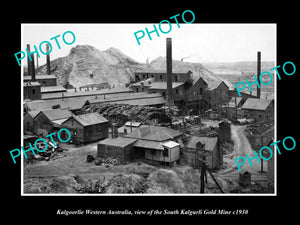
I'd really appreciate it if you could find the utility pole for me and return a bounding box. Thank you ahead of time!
[200,156,206,193]
[234,94,238,121]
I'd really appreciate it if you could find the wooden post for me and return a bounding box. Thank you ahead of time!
[200,158,206,193]
[46,44,50,75]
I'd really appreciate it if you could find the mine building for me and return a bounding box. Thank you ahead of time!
[184,136,223,170]
[24,75,57,87]
[97,125,184,165]
[204,80,229,108]
[61,112,109,144]
[241,98,274,122]
[24,82,41,100]
[134,70,193,83]
[33,109,72,135]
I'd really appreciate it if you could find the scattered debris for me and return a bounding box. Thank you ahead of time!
[86,154,95,163]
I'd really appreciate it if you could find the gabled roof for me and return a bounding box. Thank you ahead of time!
[206,80,228,90]
[186,136,218,151]
[25,110,40,118]
[40,109,72,121]
[241,98,273,111]
[192,76,208,86]
[67,112,108,126]
[125,125,182,142]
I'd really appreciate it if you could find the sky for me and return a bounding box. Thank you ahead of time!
[21,23,276,67]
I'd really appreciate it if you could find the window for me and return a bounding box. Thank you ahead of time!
[200,87,203,95]
[163,147,169,157]
[162,92,166,97]
[141,88,144,92]
[176,89,179,95]
[32,89,36,94]
[175,75,178,82]
[160,75,163,80]
[150,149,156,155]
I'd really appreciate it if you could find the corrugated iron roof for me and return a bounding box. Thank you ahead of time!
[113,97,166,106]
[98,137,137,147]
[186,136,218,151]
[41,87,132,100]
[25,110,40,118]
[148,82,184,90]
[125,125,182,142]
[206,80,228,90]
[162,140,180,148]
[71,112,108,126]
[24,75,57,80]
[41,109,72,121]
[241,98,273,111]
[133,139,164,150]
[87,92,165,106]
[25,100,52,111]
[41,86,67,93]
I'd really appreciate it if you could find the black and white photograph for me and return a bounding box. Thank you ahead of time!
[3,5,298,220]
[21,23,276,195]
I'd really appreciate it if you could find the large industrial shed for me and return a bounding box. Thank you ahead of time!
[61,112,109,144]
[241,98,274,122]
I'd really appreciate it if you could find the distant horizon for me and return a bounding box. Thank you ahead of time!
[22,24,276,68]
[22,43,275,70]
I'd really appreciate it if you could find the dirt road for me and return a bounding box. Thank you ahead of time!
[218,124,267,177]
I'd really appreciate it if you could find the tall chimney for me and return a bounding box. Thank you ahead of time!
[46,44,51,75]
[257,51,261,99]
[26,44,32,76]
[36,52,39,73]
[27,44,36,81]
[166,38,174,107]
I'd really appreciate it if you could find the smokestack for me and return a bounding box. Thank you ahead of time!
[36,52,39,73]
[26,44,32,76]
[27,44,36,81]
[166,38,174,107]
[257,51,261,99]
[46,44,51,75]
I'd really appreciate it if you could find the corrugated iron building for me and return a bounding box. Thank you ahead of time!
[33,109,72,135]
[62,112,109,144]
[184,136,223,170]
[241,98,274,122]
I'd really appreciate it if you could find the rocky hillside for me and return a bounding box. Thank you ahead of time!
[37,45,220,88]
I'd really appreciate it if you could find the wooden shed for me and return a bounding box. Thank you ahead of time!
[62,112,109,144]
[24,110,40,133]
[185,136,223,170]
[97,137,137,164]
[33,109,72,135]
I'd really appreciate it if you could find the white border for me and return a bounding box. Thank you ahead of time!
[21,23,277,196]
